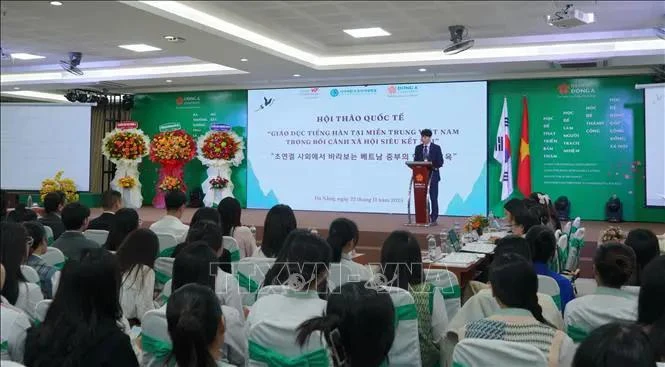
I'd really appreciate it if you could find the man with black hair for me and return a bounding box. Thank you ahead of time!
[38,192,66,240]
[149,190,189,242]
[51,202,100,260]
[88,190,122,231]
[414,129,444,225]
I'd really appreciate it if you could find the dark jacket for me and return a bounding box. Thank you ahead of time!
[38,212,65,240]
[414,143,444,182]
[87,212,115,231]
[51,231,100,261]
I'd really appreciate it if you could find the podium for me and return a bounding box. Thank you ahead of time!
[405,161,432,226]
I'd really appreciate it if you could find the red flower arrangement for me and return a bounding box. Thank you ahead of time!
[209,176,229,189]
[102,130,149,161]
[149,129,196,164]
[158,176,182,192]
[201,132,241,161]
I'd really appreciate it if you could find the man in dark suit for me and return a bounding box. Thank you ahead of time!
[88,190,122,231]
[51,202,100,260]
[38,192,66,240]
[414,129,444,225]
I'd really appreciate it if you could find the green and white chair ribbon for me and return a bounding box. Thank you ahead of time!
[248,340,329,367]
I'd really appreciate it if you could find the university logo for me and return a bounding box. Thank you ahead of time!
[557,83,570,95]
[387,84,419,97]
[330,88,340,97]
[176,96,184,105]
[558,81,596,95]
[415,173,424,182]
[311,88,319,93]
[387,85,397,94]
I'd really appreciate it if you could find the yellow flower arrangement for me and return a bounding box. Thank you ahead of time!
[118,176,137,189]
[40,171,79,203]
[158,176,182,192]
[463,215,489,233]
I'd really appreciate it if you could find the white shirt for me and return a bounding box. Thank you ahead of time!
[0,302,30,363]
[14,282,43,320]
[231,226,257,258]
[120,265,156,322]
[252,247,268,258]
[215,268,244,318]
[149,215,189,243]
[340,253,372,280]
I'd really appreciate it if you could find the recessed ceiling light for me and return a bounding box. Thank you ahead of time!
[13,87,20,90]
[240,58,248,62]
[163,35,185,43]
[343,27,391,38]
[50,1,63,6]
[10,53,46,60]
[1,90,68,102]
[118,44,162,52]
[418,68,427,72]
[165,79,172,83]
[293,74,301,77]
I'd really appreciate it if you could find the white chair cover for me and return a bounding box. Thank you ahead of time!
[154,257,174,285]
[156,279,173,306]
[234,257,275,306]
[154,233,178,254]
[537,275,562,311]
[51,271,60,296]
[425,268,461,320]
[35,300,52,322]
[83,229,109,245]
[452,339,548,367]
[223,236,241,263]
[43,225,54,245]
[383,286,422,367]
[41,247,66,268]
[19,266,39,284]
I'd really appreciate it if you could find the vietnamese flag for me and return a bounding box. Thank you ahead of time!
[518,96,532,197]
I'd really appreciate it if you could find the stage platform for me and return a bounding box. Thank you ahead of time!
[93,207,665,278]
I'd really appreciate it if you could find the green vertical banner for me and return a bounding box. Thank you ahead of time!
[132,91,248,207]
[489,76,664,222]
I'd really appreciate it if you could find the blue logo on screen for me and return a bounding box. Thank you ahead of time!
[330,89,339,97]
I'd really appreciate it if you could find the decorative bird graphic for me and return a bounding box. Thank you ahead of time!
[255,96,275,112]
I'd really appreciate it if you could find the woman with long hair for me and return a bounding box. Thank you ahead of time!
[23,221,58,298]
[638,255,665,362]
[573,323,658,367]
[191,207,221,227]
[326,218,371,286]
[24,249,138,366]
[379,230,448,367]
[104,208,140,252]
[253,204,296,258]
[218,197,256,258]
[0,222,43,319]
[459,253,576,365]
[117,228,159,325]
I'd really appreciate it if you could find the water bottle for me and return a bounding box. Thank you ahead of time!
[488,210,500,229]
[26,195,33,208]
[249,226,257,238]
[440,231,452,254]
[427,235,438,260]
[310,228,319,235]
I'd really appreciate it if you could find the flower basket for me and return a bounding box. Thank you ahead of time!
[40,171,79,203]
[196,130,244,207]
[463,215,489,234]
[150,129,196,208]
[102,126,150,208]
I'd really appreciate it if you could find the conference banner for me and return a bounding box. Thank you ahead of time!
[247,82,487,215]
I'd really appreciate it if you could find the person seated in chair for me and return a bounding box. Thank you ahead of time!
[88,190,122,231]
[149,191,189,243]
[51,202,100,261]
[38,192,65,240]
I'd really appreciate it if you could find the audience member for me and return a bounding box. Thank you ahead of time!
[527,192,562,230]
[380,230,448,367]
[6,204,37,223]
[638,256,665,362]
[625,229,660,286]
[459,253,575,365]
[87,190,122,231]
[510,211,539,236]
[24,249,139,366]
[51,202,99,260]
[149,190,189,242]
[254,204,296,258]
[249,230,331,364]
[598,226,626,245]
[503,198,526,223]
[0,222,43,319]
[573,323,657,367]
[103,208,140,252]
[23,221,58,298]
[327,218,371,284]
[526,225,575,311]
[191,207,222,226]
[297,282,395,367]
[218,197,256,258]
[38,192,65,240]
[564,243,638,342]
[0,263,31,363]
[117,228,159,325]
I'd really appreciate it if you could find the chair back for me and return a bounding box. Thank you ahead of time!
[384,285,422,367]
[154,257,175,286]
[453,339,548,367]
[51,271,61,296]
[155,233,178,254]
[35,299,52,322]
[42,247,66,269]
[235,257,275,306]
[141,309,172,367]
[83,229,109,245]
[20,265,40,284]
[425,268,461,319]
[223,236,241,262]
[537,275,562,310]
[43,225,54,245]
[156,279,173,306]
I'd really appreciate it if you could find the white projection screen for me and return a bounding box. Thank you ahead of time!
[643,84,665,207]
[1,103,92,191]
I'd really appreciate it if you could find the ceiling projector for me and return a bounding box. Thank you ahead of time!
[547,5,595,29]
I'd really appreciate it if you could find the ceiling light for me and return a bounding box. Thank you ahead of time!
[418,68,427,72]
[13,87,20,90]
[50,1,63,5]
[163,35,185,42]
[165,79,172,83]
[10,53,46,60]
[118,44,162,52]
[240,58,248,62]
[293,74,301,77]
[343,27,391,38]
[1,90,68,102]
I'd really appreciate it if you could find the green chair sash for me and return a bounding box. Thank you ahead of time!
[230,249,241,262]
[236,272,260,293]
[54,262,65,270]
[159,247,176,257]
[1,339,8,353]
[567,324,589,343]
[551,294,562,311]
[249,340,329,367]
[155,270,171,286]
[141,333,172,359]
[440,285,461,299]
